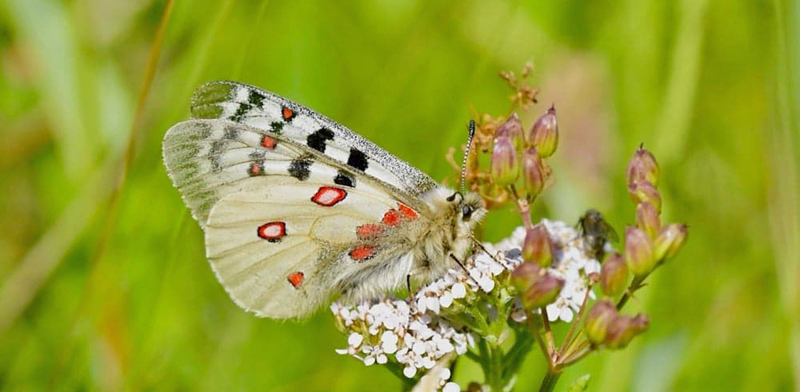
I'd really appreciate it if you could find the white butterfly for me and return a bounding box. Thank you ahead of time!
[163,81,486,319]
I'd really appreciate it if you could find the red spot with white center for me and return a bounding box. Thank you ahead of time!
[287,272,304,288]
[356,224,384,239]
[257,221,286,242]
[281,106,296,122]
[397,203,418,220]
[382,209,401,226]
[311,186,347,206]
[261,135,277,149]
[349,245,376,261]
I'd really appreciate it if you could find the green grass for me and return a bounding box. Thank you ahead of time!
[0,0,797,391]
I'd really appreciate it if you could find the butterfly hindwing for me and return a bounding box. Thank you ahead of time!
[204,184,419,318]
[190,80,439,197]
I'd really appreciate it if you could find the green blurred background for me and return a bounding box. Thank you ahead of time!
[0,0,798,391]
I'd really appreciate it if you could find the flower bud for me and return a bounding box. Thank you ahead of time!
[522,225,553,268]
[627,182,662,212]
[624,227,655,276]
[496,113,524,152]
[626,145,659,187]
[510,262,541,294]
[600,252,628,297]
[520,273,564,310]
[605,314,650,349]
[653,224,688,261]
[490,134,519,186]
[584,299,617,345]
[526,106,558,158]
[635,202,661,238]
[521,148,546,196]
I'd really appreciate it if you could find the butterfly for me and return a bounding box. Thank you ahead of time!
[162,81,486,319]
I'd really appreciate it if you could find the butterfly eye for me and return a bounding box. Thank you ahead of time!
[461,205,474,220]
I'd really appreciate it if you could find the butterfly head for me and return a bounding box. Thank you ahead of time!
[444,190,486,227]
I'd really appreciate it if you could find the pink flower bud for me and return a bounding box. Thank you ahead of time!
[496,113,524,152]
[490,134,519,186]
[510,262,541,294]
[624,227,655,276]
[584,299,617,345]
[521,273,564,310]
[626,145,659,187]
[521,148,546,197]
[627,182,662,212]
[600,252,628,297]
[653,223,688,260]
[635,202,661,238]
[526,106,558,158]
[605,314,650,349]
[522,224,553,267]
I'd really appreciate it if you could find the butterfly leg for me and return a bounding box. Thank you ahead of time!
[406,274,413,300]
[450,254,479,285]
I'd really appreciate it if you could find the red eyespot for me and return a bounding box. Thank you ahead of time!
[311,186,347,206]
[287,272,304,288]
[261,135,277,149]
[356,224,384,239]
[281,106,296,122]
[257,221,286,242]
[382,209,401,226]
[349,246,375,261]
[397,203,418,220]
[248,162,264,176]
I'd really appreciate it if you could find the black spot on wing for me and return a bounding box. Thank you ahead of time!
[270,121,284,134]
[334,170,355,187]
[248,90,265,108]
[229,103,251,122]
[307,128,334,153]
[347,148,369,171]
[288,155,313,181]
[249,149,266,159]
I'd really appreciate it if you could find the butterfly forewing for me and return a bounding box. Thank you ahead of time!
[190,81,438,197]
[163,117,429,318]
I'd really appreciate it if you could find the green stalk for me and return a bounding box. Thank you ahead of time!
[538,369,562,392]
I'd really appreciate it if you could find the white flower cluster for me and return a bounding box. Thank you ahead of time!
[331,219,601,390]
[330,298,473,388]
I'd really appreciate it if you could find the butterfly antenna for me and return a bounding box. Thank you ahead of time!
[460,120,476,193]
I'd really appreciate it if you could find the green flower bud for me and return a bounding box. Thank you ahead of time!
[491,134,519,186]
[521,148,546,197]
[526,106,558,158]
[496,113,524,152]
[626,145,659,187]
[635,202,661,238]
[605,314,650,349]
[600,252,628,297]
[653,223,688,261]
[522,224,553,267]
[584,299,617,345]
[628,182,662,213]
[521,273,564,310]
[624,227,655,276]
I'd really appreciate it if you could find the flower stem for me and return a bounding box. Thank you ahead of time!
[538,369,562,392]
[509,185,534,230]
[540,308,556,355]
